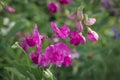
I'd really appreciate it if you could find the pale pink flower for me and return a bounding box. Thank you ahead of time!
[87,29,99,42]
[6,6,16,13]
[84,18,96,26]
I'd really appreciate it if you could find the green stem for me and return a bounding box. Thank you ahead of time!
[15,42,31,71]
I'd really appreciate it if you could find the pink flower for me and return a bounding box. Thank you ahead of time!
[76,21,83,32]
[25,24,42,48]
[87,29,99,42]
[48,2,60,14]
[84,18,96,26]
[50,22,70,39]
[58,0,71,5]
[6,6,16,14]
[44,42,72,67]
[69,31,86,46]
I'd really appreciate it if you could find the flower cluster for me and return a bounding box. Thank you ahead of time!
[48,0,71,14]
[19,24,72,67]
[68,9,99,45]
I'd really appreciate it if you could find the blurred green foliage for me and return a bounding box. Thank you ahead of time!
[0,0,120,80]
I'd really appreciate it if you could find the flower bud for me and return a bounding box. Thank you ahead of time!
[48,2,60,14]
[5,6,15,14]
[87,28,99,42]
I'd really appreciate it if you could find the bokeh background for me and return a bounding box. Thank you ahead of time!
[0,0,120,80]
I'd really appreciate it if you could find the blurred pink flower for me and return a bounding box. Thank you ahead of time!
[84,18,96,26]
[44,42,72,67]
[48,2,60,14]
[58,0,71,5]
[25,24,42,48]
[87,28,99,42]
[51,22,70,39]
[69,31,86,46]
[6,6,16,14]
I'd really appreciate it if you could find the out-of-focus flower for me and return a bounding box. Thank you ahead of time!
[50,22,70,39]
[58,0,71,5]
[101,0,111,9]
[44,42,72,67]
[5,6,16,14]
[1,17,16,36]
[69,31,86,46]
[25,24,42,47]
[112,27,119,39]
[87,28,99,42]
[48,2,60,14]
[84,18,96,26]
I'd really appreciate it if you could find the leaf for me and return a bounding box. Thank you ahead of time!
[4,67,25,78]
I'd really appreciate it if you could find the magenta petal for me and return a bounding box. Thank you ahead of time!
[48,2,60,14]
[76,21,83,32]
[51,22,70,39]
[69,31,86,46]
[64,56,72,67]
[25,34,36,47]
[80,35,86,44]
[59,25,70,39]
[29,52,39,64]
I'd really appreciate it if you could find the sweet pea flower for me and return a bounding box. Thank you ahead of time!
[5,6,16,14]
[58,0,71,5]
[44,42,72,67]
[25,24,42,47]
[87,28,99,42]
[84,18,96,26]
[48,2,60,14]
[69,31,86,46]
[51,22,70,39]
